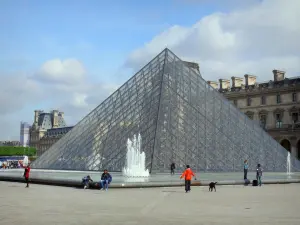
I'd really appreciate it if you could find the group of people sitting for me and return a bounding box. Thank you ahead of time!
[82,169,112,191]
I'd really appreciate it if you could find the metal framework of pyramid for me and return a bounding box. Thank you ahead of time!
[32,48,300,173]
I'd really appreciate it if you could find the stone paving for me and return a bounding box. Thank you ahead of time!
[0,181,300,225]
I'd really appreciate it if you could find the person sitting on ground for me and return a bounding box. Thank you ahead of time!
[82,175,93,189]
[100,169,112,191]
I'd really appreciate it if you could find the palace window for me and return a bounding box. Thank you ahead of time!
[233,100,237,106]
[248,114,254,120]
[292,93,297,102]
[245,111,254,120]
[261,96,266,105]
[275,113,282,128]
[276,94,281,104]
[247,97,251,106]
[292,112,298,123]
[260,115,267,129]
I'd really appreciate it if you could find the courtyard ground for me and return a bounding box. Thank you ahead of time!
[0,181,299,225]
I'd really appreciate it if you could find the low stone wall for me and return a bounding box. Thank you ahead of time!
[1,175,300,189]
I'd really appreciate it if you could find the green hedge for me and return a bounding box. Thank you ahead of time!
[0,146,36,156]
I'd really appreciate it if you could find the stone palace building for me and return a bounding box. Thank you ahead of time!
[208,69,300,159]
[30,110,73,156]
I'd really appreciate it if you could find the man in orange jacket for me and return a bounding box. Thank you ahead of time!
[180,165,196,193]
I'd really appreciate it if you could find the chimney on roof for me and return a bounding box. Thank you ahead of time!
[207,81,219,89]
[219,79,230,89]
[52,110,59,128]
[59,111,64,118]
[273,69,285,82]
[34,110,41,127]
[231,77,244,88]
[244,74,256,86]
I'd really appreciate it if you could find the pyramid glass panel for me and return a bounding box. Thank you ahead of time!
[32,49,300,172]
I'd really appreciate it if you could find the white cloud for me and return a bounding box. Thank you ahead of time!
[34,59,86,84]
[70,93,89,108]
[0,58,118,139]
[125,0,300,82]
[0,72,43,115]
[177,0,260,10]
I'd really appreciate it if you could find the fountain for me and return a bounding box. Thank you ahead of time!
[122,133,150,177]
[287,152,292,176]
[23,156,29,166]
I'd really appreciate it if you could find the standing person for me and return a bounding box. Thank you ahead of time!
[23,164,31,188]
[244,160,249,180]
[256,164,263,187]
[180,165,196,193]
[100,169,112,191]
[170,162,175,175]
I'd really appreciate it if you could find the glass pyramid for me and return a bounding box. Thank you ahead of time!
[32,49,300,172]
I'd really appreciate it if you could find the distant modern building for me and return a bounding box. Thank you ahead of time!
[29,110,73,156]
[208,69,300,159]
[20,122,31,147]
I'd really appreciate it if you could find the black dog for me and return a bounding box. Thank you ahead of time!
[209,182,217,192]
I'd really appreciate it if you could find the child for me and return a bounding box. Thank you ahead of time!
[256,164,263,186]
[82,175,93,189]
[180,165,196,193]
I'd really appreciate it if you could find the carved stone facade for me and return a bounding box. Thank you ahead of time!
[208,69,300,159]
[30,110,73,156]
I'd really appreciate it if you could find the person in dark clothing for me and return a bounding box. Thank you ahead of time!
[170,162,175,175]
[256,164,263,186]
[180,165,196,193]
[23,164,30,188]
[100,169,112,191]
[82,175,93,189]
[244,160,248,180]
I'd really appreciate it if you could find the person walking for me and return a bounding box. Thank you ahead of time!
[23,164,31,188]
[256,164,263,186]
[180,165,196,193]
[244,160,249,180]
[170,162,175,175]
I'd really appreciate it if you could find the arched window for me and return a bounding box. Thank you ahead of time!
[280,139,291,152]
[245,111,254,120]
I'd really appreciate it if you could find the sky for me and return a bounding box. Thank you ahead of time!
[0,0,299,140]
